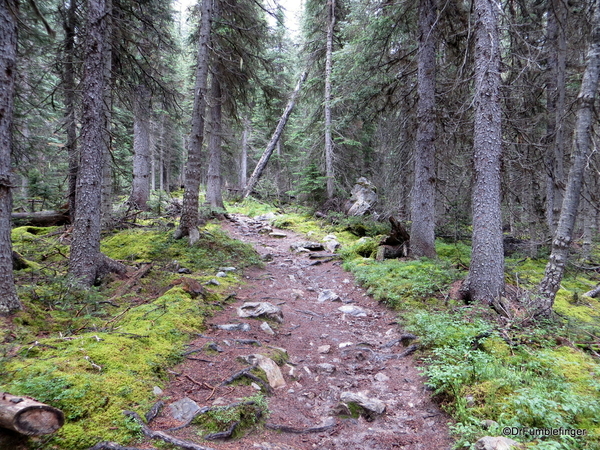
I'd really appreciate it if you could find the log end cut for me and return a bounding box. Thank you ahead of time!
[0,393,64,436]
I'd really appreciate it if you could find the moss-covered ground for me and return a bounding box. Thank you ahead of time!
[232,200,600,450]
[1,219,261,449]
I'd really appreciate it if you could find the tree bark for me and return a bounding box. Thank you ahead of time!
[128,84,152,210]
[12,211,70,227]
[0,393,64,436]
[0,0,21,314]
[69,0,126,287]
[324,0,335,199]
[176,0,212,244]
[100,0,114,230]
[239,114,251,189]
[466,0,505,309]
[206,70,224,210]
[410,0,438,259]
[537,0,600,316]
[243,71,307,199]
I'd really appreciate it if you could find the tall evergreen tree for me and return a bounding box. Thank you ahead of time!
[0,0,21,313]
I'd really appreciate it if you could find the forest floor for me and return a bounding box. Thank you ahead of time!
[144,214,454,450]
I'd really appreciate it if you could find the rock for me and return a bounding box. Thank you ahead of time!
[260,321,275,335]
[474,436,523,450]
[255,212,277,221]
[219,266,236,272]
[481,420,499,429]
[169,397,201,421]
[316,363,336,374]
[207,279,220,286]
[153,386,163,395]
[338,305,368,317]
[318,289,340,302]
[216,323,251,332]
[216,271,227,277]
[323,234,337,242]
[374,372,390,382]
[318,345,331,354]
[237,302,284,323]
[253,443,300,450]
[177,267,192,274]
[339,342,353,348]
[339,392,386,417]
[325,240,340,253]
[269,232,287,238]
[290,241,325,252]
[347,177,378,216]
[246,354,286,389]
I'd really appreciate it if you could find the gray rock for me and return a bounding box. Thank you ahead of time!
[290,241,325,252]
[316,363,336,374]
[254,212,277,221]
[340,391,386,416]
[177,267,192,274]
[237,302,284,323]
[325,240,341,252]
[216,271,227,277]
[219,266,236,272]
[338,305,368,317]
[347,177,378,216]
[260,321,275,335]
[323,234,338,242]
[318,289,340,302]
[481,419,499,429]
[207,279,220,286]
[169,397,201,421]
[245,354,286,389]
[253,443,300,450]
[216,323,251,332]
[269,232,288,238]
[153,386,163,395]
[474,437,523,450]
[318,344,331,354]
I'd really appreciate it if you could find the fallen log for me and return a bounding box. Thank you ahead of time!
[0,392,64,436]
[11,210,70,227]
[584,284,600,298]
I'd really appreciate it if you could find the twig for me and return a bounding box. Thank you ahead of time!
[123,411,217,450]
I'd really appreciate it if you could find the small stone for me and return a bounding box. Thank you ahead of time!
[338,305,367,317]
[237,302,284,323]
[254,212,277,221]
[207,279,220,286]
[246,354,286,389]
[169,397,201,421]
[318,289,340,302]
[261,321,275,335]
[216,323,251,332]
[339,392,386,416]
[216,271,227,277]
[290,241,324,252]
[374,372,390,382]
[481,420,499,429]
[318,345,331,354]
[316,363,336,374]
[339,342,353,348]
[153,386,163,395]
[219,266,236,272]
[178,267,192,274]
[251,382,262,391]
[325,240,340,252]
[269,232,288,238]
[323,234,337,242]
[474,436,523,450]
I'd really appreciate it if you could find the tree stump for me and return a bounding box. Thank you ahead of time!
[376,217,410,261]
[0,393,64,436]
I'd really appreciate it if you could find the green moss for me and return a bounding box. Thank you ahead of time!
[481,336,512,359]
[554,290,600,323]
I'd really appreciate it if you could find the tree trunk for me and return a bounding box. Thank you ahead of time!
[243,71,307,199]
[128,84,152,210]
[536,0,600,316]
[466,0,505,309]
[12,211,70,227]
[324,0,335,199]
[239,114,251,189]
[100,0,114,230]
[410,0,438,259]
[0,0,21,313]
[0,393,64,436]
[206,71,224,210]
[62,0,79,223]
[69,0,126,287]
[544,0,568,235]
[176,0,212,244]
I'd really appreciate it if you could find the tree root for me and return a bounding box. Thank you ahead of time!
[123,411,216,450]
[220,366,273,394]
[167,401,257,432]
[145,400,164,424]
[265,419,337,434]
[203,421,239,440]
[88,442,156,450]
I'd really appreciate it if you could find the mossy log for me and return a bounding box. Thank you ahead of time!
[0,392,64,436]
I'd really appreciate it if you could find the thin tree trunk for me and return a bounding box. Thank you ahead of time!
[537,0,600,316]
[128,84,152,210]
[69,0,126,287]
[243,71,307,199]
[465,0,505,310]
[206,72,224,210]
[410,0,438,259]
[0,0,21,313]
[100,0,114,230]
[239,115,251,189]
[324,0,335,199]
[176,0,212,244]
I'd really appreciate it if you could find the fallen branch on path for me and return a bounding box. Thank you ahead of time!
[123,411,216,450]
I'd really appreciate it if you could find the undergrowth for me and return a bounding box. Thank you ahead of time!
[1,221,261,449]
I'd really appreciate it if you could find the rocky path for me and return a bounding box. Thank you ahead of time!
[148,214,453,450]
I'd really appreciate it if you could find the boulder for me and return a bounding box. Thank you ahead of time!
[169,397,201,422]
[237,302,284,323]
[347,177,378,216]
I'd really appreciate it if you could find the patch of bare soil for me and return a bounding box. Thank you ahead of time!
[145,214,453,450]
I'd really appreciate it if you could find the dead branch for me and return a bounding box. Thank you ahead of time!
[108,263,153,302]
[144,401,164,424]
[123,411,216,450]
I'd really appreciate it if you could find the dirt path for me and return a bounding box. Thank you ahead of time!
[149,214,453,450]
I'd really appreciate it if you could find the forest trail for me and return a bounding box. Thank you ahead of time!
[148,214,453,450]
